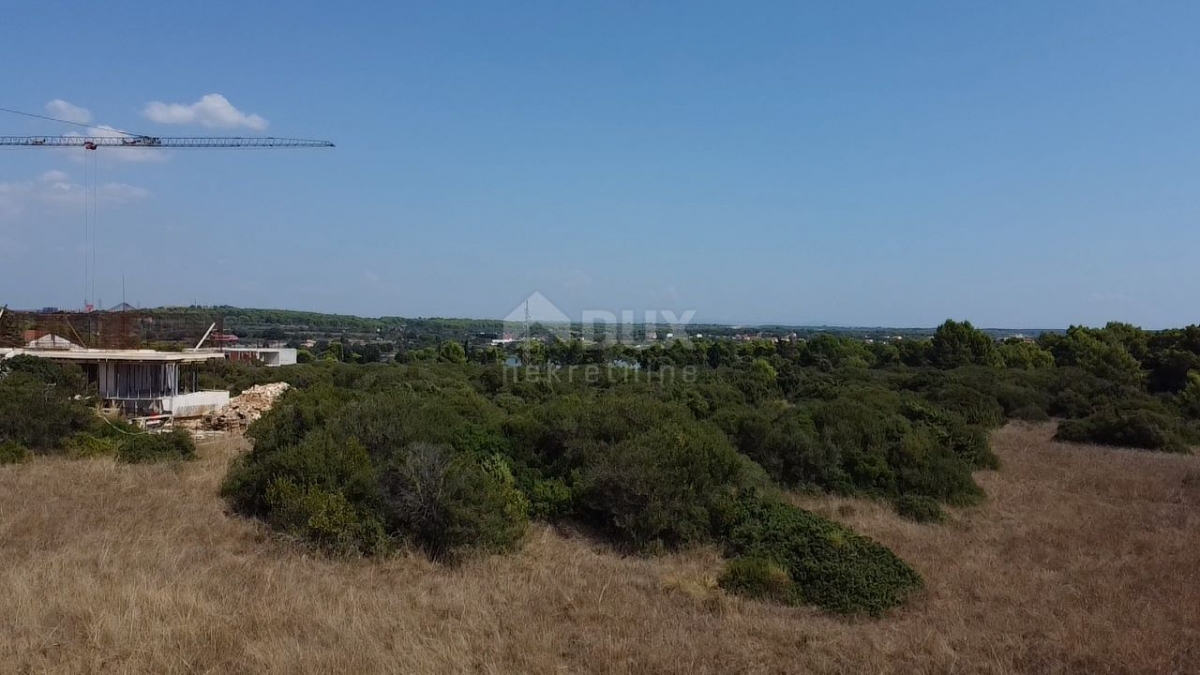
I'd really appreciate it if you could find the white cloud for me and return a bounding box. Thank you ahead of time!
[45,99,92,124]
[142,94,268,130]
[32,99,166,163]
[0,170,149,220]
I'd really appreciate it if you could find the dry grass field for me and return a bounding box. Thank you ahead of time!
[1,423,1198,674]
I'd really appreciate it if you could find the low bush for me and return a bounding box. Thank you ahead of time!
[574,423,767,549]
[117,429,197,463]
[0,373,95,451]
[719,556,795,603]
[93,417,143,439]
[1055,408,1195,453]
[894,494,946,523]
[379,444,529,558]
[900,399,999,471]
[728,393,990,507]
[64,432,121,459]
[524,475,574,520]
[720,492,923,616]
[0,440,30,465]
[1009,404,1051,422]
[223,433,380,518]
[265,477,387,554]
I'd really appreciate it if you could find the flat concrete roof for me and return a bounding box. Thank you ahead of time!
[222,347,296,352]
[0,348,226,364]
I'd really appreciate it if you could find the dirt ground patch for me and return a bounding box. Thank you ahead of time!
[0,424,1197,674]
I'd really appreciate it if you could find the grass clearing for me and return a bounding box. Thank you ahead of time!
[1,424,1197,674]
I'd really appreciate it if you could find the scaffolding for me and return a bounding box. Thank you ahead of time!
[0,309,224,350]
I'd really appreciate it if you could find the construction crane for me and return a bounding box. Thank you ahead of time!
[0,104,334,311]
[0,135,334,149]
[0,106,334,149]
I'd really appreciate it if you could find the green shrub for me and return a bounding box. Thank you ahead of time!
[0,373,95,450]
[1047,367,1145,420]
[993,374,1053,420]
[1055,408,1194,453]
[720,492,922,616]
[1175,372,1200,420]
[117,429,197,463]
[93,417,144,439]
[265,477,387,554]
[379,444,529,558]
[0,440,30,464]
[719,556,795,603]
[0,355,87,391]
[900,399,999,471]
[64,432,121,459]
[734,407,852,494]
[722,390,991,507]
[894,494,946,523]
[1009,405,1050,422]
[574,423,766,549]
[922,383,1005,428]
[526,476,574,520]
[223,433,379,518]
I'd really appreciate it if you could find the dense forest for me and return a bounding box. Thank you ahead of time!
[3,319,1199,616]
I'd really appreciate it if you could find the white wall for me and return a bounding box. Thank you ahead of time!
[223,348,297,367]
[167,391,230,417]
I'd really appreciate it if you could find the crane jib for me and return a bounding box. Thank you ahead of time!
[0,136,334,148]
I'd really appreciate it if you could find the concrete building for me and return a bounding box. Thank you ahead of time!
[0,347,230,417]
[222,346,298,367]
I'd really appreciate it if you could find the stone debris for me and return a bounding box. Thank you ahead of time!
[204,382,290,431]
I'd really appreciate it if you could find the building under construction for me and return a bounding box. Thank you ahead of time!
[0,308,227,351]
[0,308,232,418]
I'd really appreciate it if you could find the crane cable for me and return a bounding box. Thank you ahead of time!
[0,105,115,310]
[0,105,137,136]
[79,145,100,309]
[90,149,98,308]
[83,146,90,307]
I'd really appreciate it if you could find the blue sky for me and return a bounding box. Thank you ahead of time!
[2,1,1198,328]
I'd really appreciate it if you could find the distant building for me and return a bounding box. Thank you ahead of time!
[222,346,298,367]
[209,332,239,346]
[25,333,78,350]
[22,330,80,350]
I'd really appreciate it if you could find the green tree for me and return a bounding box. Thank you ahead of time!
[1045,326,1143,388]
[997,340,1054,369]
[931,320,997,368]
[751,358,778,384]
[438,341,468,364]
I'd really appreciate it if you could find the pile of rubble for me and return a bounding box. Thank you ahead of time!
[204,382,290,431]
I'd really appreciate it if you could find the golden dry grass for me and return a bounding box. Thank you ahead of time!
[1,424,1198,674]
